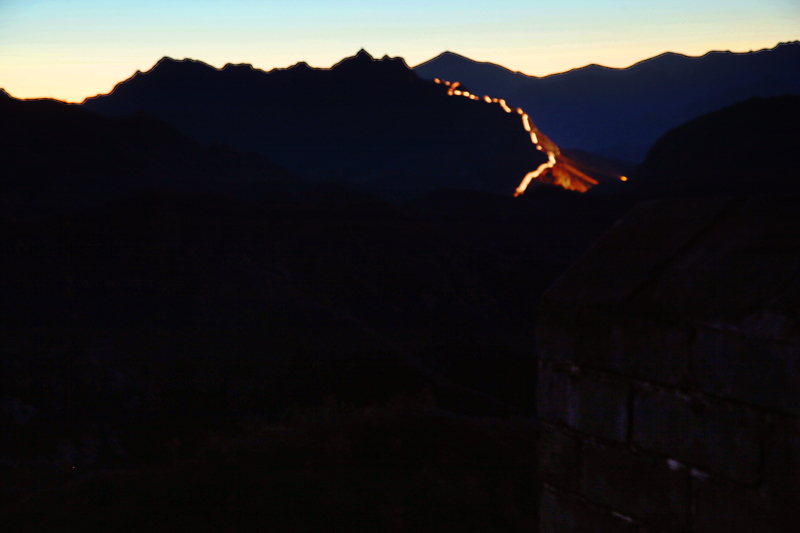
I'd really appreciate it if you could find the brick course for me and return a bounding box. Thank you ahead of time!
[633,387,762,483]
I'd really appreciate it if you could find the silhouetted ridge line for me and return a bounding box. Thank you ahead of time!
[82,50,552,199]
[631,94,800,198]
[414,41,800,162]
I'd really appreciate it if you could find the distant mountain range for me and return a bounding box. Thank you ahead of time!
[414,41,800,162]
[80,50,625,198]
[80,50,555,200]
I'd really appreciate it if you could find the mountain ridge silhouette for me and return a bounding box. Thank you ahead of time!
[81,50,551,200]
[414,41,800,161]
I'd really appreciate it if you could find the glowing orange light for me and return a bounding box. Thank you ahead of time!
[435,76,602,196]
[434,78,441,84]
[620,176,628,181]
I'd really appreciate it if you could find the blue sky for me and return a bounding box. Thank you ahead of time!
[1,0,798,102]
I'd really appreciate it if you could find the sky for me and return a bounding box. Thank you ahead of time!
[1,0,798,103]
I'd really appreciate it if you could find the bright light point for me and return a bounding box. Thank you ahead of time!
[484,96,491,103]
[620,176,628,181]
[433,78,441,84]
[517,108,524,115]
[453,90,462,95]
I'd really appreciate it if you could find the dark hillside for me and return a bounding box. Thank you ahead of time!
[81,51,550,199]
[414,42,800,161]
[632,95,800,198]
[0,91,298,220]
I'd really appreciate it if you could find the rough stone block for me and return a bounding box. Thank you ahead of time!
[536,320,576,363]
[541,197,733,308]
[537,362,569,425]
[763,416,800,506]
[539,489,640,533]
[633,388,762,483]
[603,322,690,388]
[652,195,800,322]
[691,471,799,533]
[567,371,629,443]
[694,328,800,416]
[537,424,579,491]
[580,440,688,530]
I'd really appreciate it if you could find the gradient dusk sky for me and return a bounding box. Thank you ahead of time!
[1,0,798,103]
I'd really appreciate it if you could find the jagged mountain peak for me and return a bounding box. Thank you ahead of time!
[355,48,373,60]
[152,56,216,72]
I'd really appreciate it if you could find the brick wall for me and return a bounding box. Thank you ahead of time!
[533,196,800,532]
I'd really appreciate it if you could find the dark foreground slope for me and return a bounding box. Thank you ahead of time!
[631,94,800,198]
[81,51,549,199]
[1,89,556,527]
[1,187,550,528]
[414,42,800,161]
[0,89,298,220]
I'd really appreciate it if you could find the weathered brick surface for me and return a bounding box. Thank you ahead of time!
[763,416,800,506]
[534,195,800,532]
[537,424,579,491]
[691,472,799,533]
[693,328,800,416]
[541,197,733,309]
[537,362,569,425]
[633,388,762,483]
[536,319,576,363]
[580,440,688,530]
[539,489,640,533]
[653,195,800,324]
[606,322,690,388]
[566,371,629,443]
